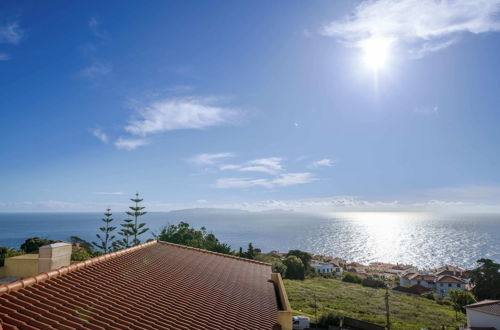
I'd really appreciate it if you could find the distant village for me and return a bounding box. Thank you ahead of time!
[270,250,472,298]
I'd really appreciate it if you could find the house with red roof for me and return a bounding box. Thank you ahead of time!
[0,241,292,330]
[465,300,500,330]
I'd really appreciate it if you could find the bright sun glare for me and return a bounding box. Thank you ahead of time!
[361,37,392,71]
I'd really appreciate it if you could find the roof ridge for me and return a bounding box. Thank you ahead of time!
[0,240,157,296]
[157,241,272,266]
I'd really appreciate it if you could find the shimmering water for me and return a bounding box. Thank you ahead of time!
[1,210,499,269]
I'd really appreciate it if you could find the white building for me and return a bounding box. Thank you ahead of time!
[436,275,467,297]
[399,273,468,297]
[311,263,334,274]
[465,300,500,330]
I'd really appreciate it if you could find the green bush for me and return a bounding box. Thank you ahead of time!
[423,292,435,300]
[20,237,53,253]
[342,272,362,283]
[284,255,305,280]
[0,246,24,267]
[318,311,342,327]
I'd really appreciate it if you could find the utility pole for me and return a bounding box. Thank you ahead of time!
[314,291,318,329]
[385,286,391,330]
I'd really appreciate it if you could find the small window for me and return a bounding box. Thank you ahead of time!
[457,284,461,288]
[417,280,421,284]
[448,283,452,287]
[440,283,443,287]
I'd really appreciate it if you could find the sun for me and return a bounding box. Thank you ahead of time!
[361,37,393,71]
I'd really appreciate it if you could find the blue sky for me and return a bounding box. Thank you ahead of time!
[2,0,500,212]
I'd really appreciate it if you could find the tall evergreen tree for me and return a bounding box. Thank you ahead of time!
[92,209,117,254]
[116,216,134,249]
[126,192,149,246]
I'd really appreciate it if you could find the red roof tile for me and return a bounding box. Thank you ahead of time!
[0,241,284,329]
[466,300,500,317]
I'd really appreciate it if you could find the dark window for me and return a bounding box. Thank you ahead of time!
[448,283,452,287]
[457,284,461,288]
[417,280,421,284]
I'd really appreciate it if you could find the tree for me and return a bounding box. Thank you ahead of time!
[117,217,134,249]
[470,258,500,300]
[20,237,53,253]
[272,259,287,277]
[449,290,477,320]
[92,209,117,254]
[283,255,305,280]
[286,249,312,268]
[157,221,232,254]
[342,272,362,284]
[0,247,24,266]
[70,236,94,254]
[126,193,149,246]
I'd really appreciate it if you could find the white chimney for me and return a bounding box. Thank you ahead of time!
[38,242,72,273]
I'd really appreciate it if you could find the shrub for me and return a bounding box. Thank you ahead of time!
[318,311,342,327]
[361,278,386,288]
[342,272,362,283]
[272,259,287,277]
[20,237,53,253]
[423,292,435,300]
[0,246,24,267]
[284,255,305,280]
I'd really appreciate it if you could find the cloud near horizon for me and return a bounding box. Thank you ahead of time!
[125,97,241,137]
[214,172,316,189]
[114,137,149,150]
[322,0,500,58]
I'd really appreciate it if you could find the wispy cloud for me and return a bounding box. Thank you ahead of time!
[93,191,124,195]
[322,0,500,57]
[92,128,108,143]
[88,17,107,40]
[114,137,148,150]
[0,22,23,44]
[79,62,111,78]
[125,97,240,136]
[190,152,234,166]
[310,158,334,168]
[221,157,284,175]
[214,172,316,189]
[0,53,10,61]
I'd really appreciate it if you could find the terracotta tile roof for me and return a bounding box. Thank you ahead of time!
[436,275,466,284]
[409,274,436,282]
[392,284,432,295]
[0,241,284,329]
[466,300,500,317]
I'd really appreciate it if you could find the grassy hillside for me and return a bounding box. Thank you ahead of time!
[284,277,466,330]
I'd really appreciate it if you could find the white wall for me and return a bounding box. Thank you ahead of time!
[467,309,500,329]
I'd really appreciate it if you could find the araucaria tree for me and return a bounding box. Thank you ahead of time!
[92,209,116,254]
[116,217,134,249]
[126,193,149,246]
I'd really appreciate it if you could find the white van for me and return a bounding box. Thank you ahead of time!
[292,315,310,329]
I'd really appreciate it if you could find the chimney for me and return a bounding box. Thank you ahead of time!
[38,242,72,273]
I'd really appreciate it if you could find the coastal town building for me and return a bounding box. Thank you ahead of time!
[311,262,334,274]
[392,284,432,297]
[399,271,470,297]
[0,241,292,329]
[465,300,500,330]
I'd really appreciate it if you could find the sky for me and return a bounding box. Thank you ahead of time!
[1,0,500,213]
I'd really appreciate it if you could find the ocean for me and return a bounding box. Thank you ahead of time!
[1,209,499,270]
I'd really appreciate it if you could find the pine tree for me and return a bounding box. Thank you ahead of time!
[92,209,117,253]
[126,192,149,246]
[116,217,134,249]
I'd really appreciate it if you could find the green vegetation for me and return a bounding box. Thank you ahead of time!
[126,193,149,246]
[157,221,232,254]
[20,237,53,253]
[449,289,477,319]
[342,272,362,284]
[92,209,117,253]
[470,258,500,300]
[284,277,466,330]
[0,247,24,267]
[284,255,305,280]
